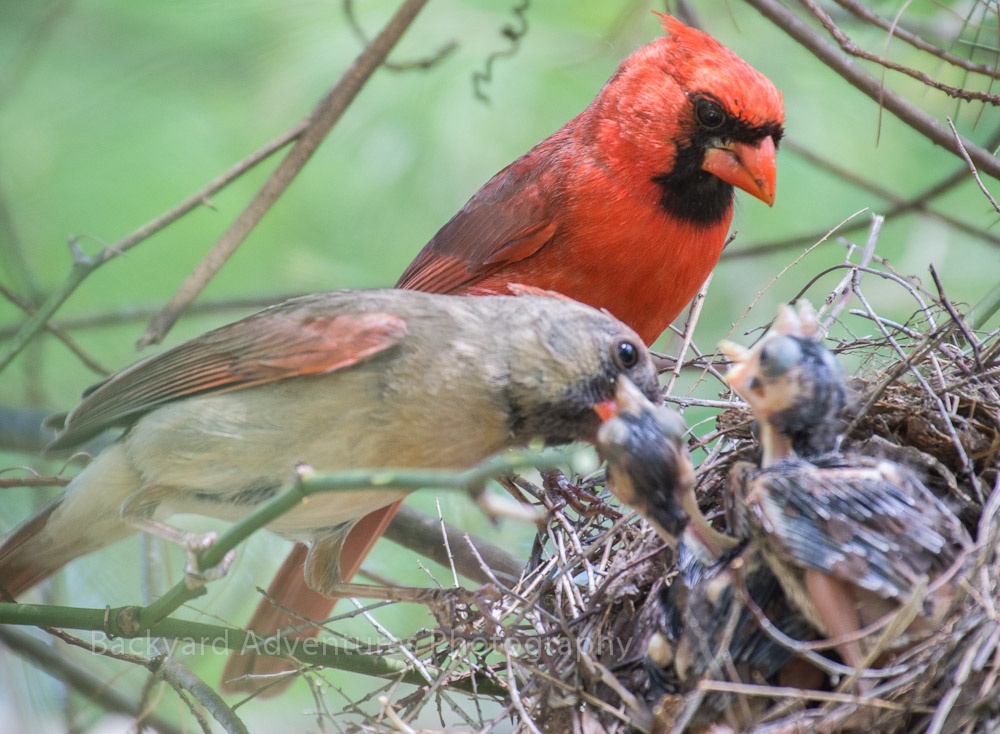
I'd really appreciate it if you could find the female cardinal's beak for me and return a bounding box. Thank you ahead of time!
[595,377,649,423]
[702,136,777,206]
[594,399,617,422]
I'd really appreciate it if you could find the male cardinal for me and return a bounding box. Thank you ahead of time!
[232,14,785,693]
[723,302,972,691]
[0,289,659,600]
[398,14,784,343]
[595,378,815,730]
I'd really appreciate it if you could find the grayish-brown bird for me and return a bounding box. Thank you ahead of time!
[0,289,660,602]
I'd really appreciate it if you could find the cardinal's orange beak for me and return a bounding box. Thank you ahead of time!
[594,399,617,423]
[702,135,777,206]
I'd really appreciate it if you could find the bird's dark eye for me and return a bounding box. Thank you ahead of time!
[615,340,641,369]
[695,98,726,130]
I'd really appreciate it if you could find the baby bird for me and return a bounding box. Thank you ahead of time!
[596,377,705,552]
[722,301,973,687]
[720,299,845,466]
[596,378,814,730]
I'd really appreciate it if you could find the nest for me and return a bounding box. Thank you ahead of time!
[347,253,1000,734]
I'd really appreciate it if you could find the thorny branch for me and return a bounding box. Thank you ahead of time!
[832,0,1000,80]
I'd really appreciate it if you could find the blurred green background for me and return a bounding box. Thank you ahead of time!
[0,0,997,731]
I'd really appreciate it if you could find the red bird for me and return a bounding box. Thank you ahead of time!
[226,14,785,694]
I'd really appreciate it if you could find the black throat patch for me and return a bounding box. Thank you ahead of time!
[652,151,735,226]
[652,94,783,227]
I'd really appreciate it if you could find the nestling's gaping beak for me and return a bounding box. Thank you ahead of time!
[719,339,754,401]
[702,135,778,206]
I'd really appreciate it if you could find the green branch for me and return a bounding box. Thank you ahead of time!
[0,449,571,698]
[136,448,564,629]
[0,602,506,696]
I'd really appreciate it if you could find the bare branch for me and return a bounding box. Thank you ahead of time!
[728,125,1000,262]
[0,626,186,734]
[0,282,109,375]
[382,504,523,587]
[138,0,431,348]
[742,0,1000,179]
[0,474,70,489]
[342,0,456,71]
[154,658,250,734]
[0,294,297,340]
[946,116,1000,213]
[803,0,1000,103]
[0,123,306,374]
[832,0,1000,80]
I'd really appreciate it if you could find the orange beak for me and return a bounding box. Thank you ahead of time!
[702,135,778,206]
[594,399,617,423]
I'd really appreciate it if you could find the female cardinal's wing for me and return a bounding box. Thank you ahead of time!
[395,159,559,293]
[49,295,408,450]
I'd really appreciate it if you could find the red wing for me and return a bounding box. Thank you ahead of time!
[50,298,408,449]
[395,160,560,293]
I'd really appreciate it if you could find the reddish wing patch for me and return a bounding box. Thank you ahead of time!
[394,251,479,294]
[50,310,408,449]
[232,312,407,380]
[506,282,574,301]
[0,497,62,597]
[396,221,556,294]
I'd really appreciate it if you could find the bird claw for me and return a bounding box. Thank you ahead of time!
[177,531,236,589]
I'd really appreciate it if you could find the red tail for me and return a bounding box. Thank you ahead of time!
[220,501,401,696]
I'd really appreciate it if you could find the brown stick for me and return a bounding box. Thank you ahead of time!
[742,0,1000,179]
[138,0,429,348]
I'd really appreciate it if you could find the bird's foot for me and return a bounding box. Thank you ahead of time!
[176,530,237,589]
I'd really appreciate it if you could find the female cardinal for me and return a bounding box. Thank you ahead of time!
[0,289,659,598]
[722,302,972,691]
[233,14,785,693]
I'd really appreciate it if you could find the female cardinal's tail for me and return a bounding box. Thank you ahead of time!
[0,497,65,597]
[0,444,139,598]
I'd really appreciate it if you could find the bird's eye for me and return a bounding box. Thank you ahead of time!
[695,98,726,130]
[615,340,641,369]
